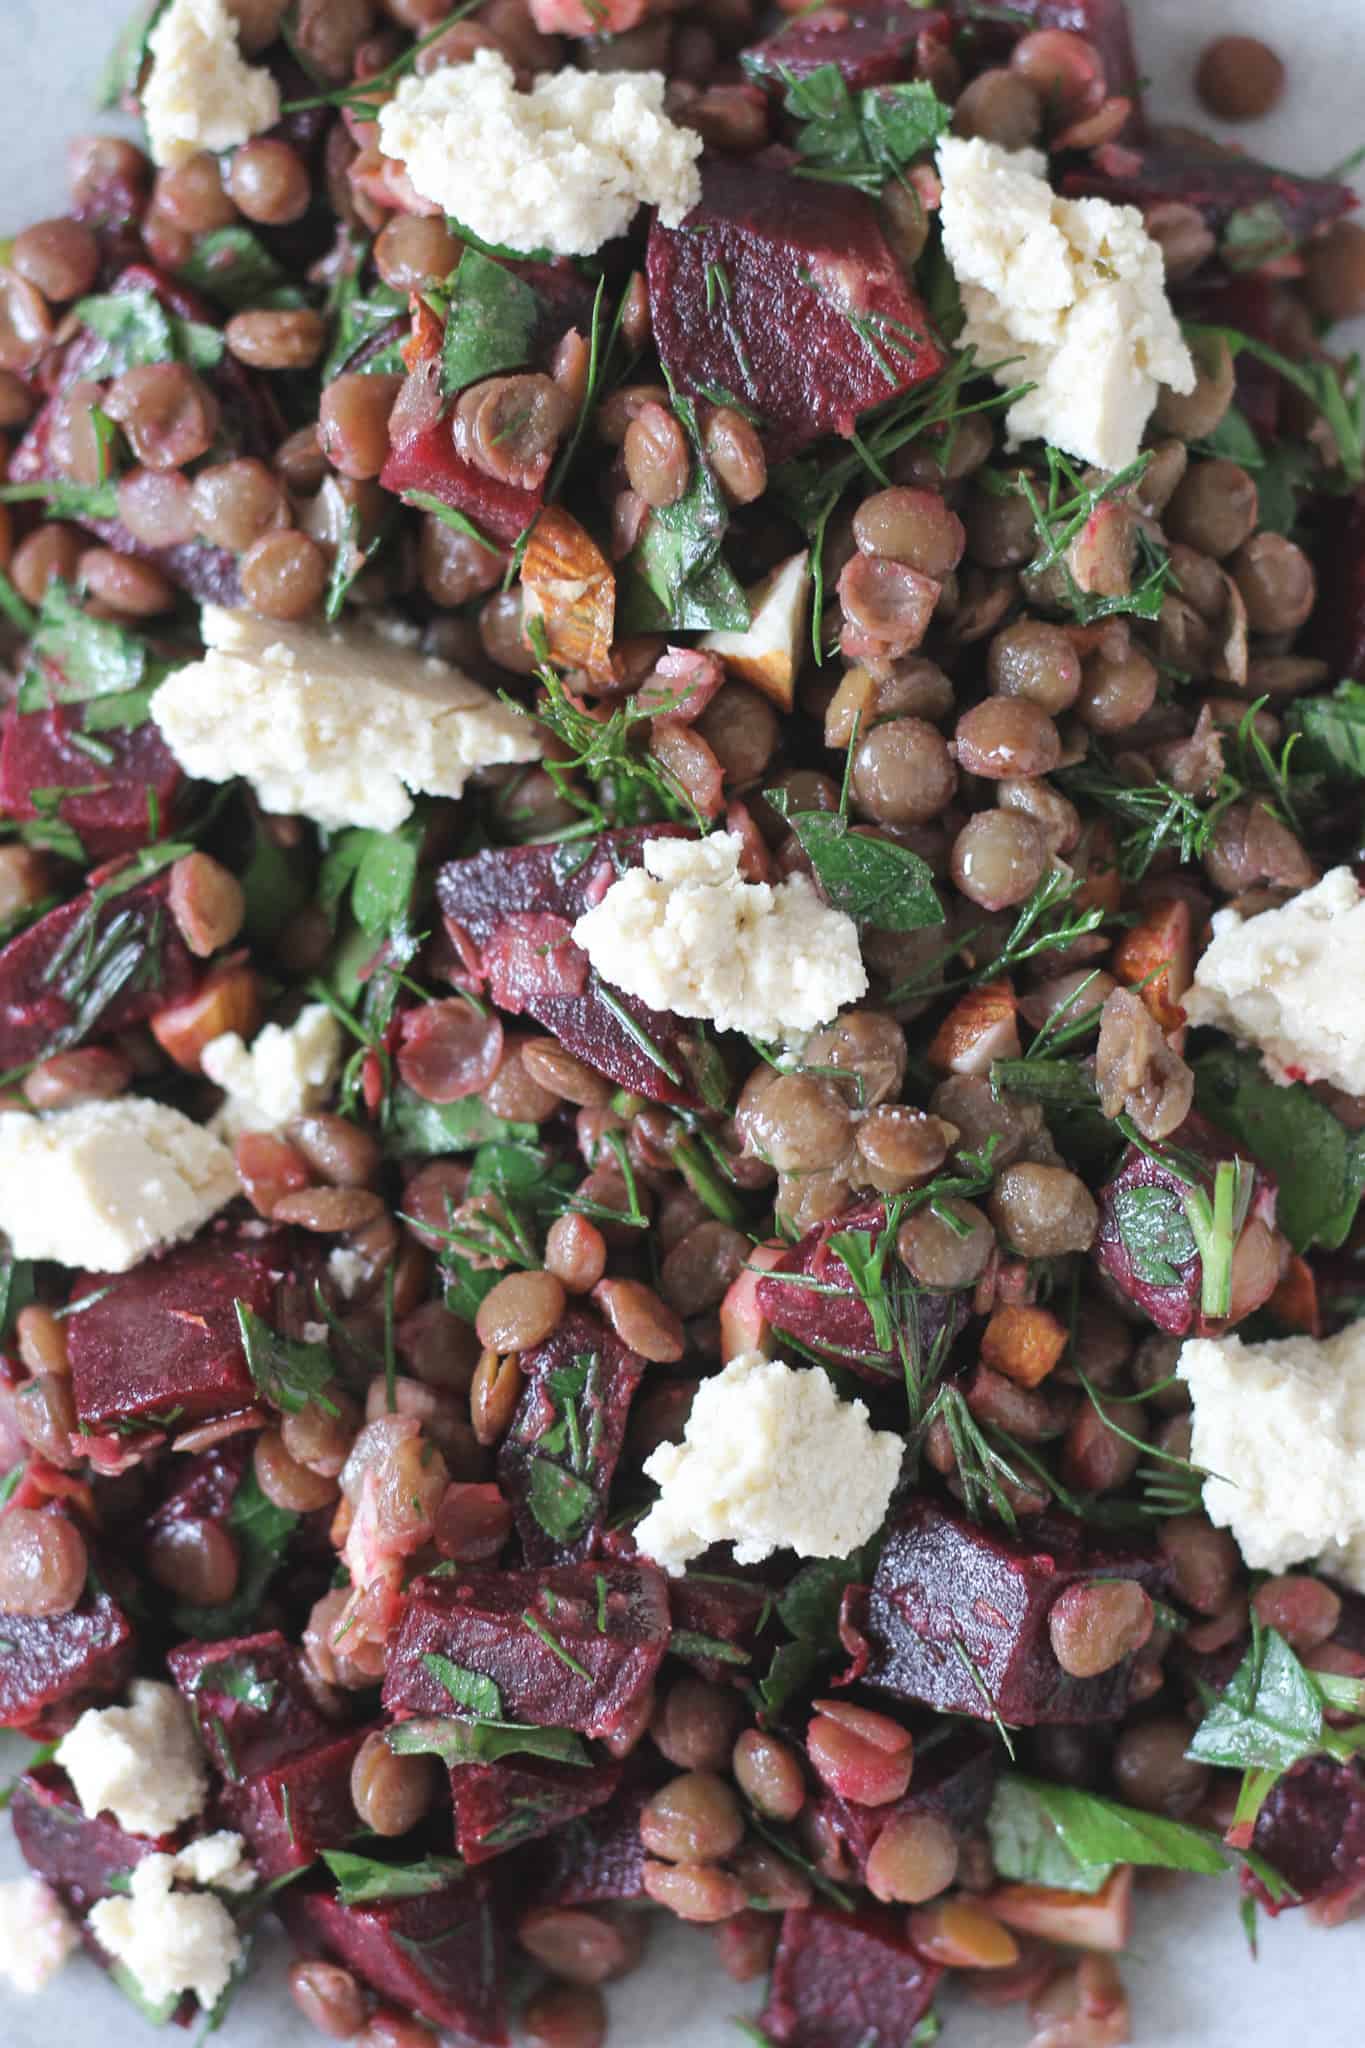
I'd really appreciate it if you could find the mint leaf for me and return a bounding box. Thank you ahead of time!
[388,1089,537,1157]
[755,63,951,196]
[986,1777,1114,1892]
[422,1651,503,1719]
[177,227,288,310]
[620,394,749,633]
[1220,200,1296,272]
[783,810,942,931]
[75,287,223,377]
[987,1774,1233,1887]
[387,1716,589,1768]
[95,0,168,110]
[19,582,149,707]
[322,266,408,383]
[186,1655,279,1713]
[1111,1183,1198,1286]
[235,1303,339,1419]
[1194,1046,1365,1253]
[1187,1624,1346,1777]
[441,248,542,396]
[526,1456,597,1545]
[1287,679,1365,785]
[321,1849,465,1906]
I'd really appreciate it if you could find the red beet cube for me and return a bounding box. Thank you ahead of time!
[68,1234,288,1432]
[222,1727,371,1879]
[437,828,703,1106]
[168,1629,341,1781]
[951,0,1141,103]
[760,1904,942,2048]
[755,1195,967,1379]
[524,1771,659,1905]
[281,1873,506,2043]
[498,1310,646,1566]
[1245,1757,1365,1916]
[0,1578,135,1732]
[0,871,197,1075]
[0,706,184,862]
[383,1560,670,1740]
[451,1752,622,1864]
[813,1725,997,1878]
[848,1499,1164,1726]
[646,157,945,463]
[1065,140,1355,249]
[742,5,944,90]
[668,1571,773,1682]
[379,426,542,550]
[11,1765,167,1910]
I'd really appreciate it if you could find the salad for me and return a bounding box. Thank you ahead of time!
[0,3,1364,2046]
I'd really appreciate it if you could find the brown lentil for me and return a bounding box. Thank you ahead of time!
[13,217,98,302]
[989,1163,1098,1257]
[853,487,966,578]
[732,1728,806,1821]
[953,67,1043,147]
[987,618,1082,713]
[850,718,957,827]
[955,698,1062,780]
[475,1272,565,1354]
[898,1199,995,1288]
[470,1348,526,1445]
[641,1860,747,1923]
[288,1959,369,2041]
[227,308,328,371]
[1165,460,1259,559]
[13,523,84,603]
[702,406,766,504]
[0,1509,88,1617]
[651,1678,744,1773]
[951,811,1049,911]
[1112,1717,1210,1817]
[864,1813,959,1904]
[228,139,312,223]
[255,1430,342,1512]
[146,1517,241,1607]
[23,1046,132,1111]
[521,1984,607,2048]
[1158,1514,1241,1615]
[592,1276,685,1361]
[1196,34,1286,120]
[350,1729,438,1837]
[239,530,330,619]
[1049,1580,1154,1678]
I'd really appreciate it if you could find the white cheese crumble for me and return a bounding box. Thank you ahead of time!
[87,1854,243,2011]
[572,831,867,1041]
[142,0,281,169]
[327,1245,372,1299]
[376,51,702,259]
[935,136,1195,471]
[0,1101,237,1275]
[634,1349,903,1576]
[55,1679,208,1838]
[169,1832,257,1895]
[0,1876,78,1995]
[152,606,540,833]
[202,1003,345,1139]
[1184,867,1365,1094]
[1179,1323,1365,1587]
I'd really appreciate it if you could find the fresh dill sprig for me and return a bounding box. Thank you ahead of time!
[1057,750,1241,881]
[1015,447,1173,625]
[506,664,708,834]
[885,865,1107,1008]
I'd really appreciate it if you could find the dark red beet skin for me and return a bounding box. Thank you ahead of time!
[497,1309,646,1566]
[281,1873,507,2044]
[742,5,945,90]
[846,1499,1165,1726]
[383,1560,671,1739]
[646,156,945,463]
[437,827,703,1106]
[0,705,184,861]
[0,1575,135,1731]
[1245,1757,1365,1915]
[222,1727,371,1879]
[1066,141,1356,247]
[760,1904,943,2048]
[0,871,197,1075]
[451,1752,622,1864]
[68,1234,287,1431]
[168,1628,342,1781]
[11,1766,167,1910]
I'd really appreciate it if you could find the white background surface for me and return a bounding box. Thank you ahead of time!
[1,1,1364,2043]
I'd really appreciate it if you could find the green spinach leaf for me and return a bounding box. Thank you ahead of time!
[1193,1046,1365,1253]
[441,248,542,395]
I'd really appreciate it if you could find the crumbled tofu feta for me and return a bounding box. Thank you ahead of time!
[170,1832,257,1895]
[635,1349,903,1576]
[1184,867,1365,1094]
[142,0,280,169]
[153,606,540,832]
[0,1876,78,1995]
[56,1679,208,1838]
[87,1855,242,2011]
[377,51,702,258]
[0,1100,237,1275]
[572,831,867,1041]
[1179,1322,1365,1586]
[202,1003,345,1139]
[328,1245,372,1299]
[936,136,1194,471]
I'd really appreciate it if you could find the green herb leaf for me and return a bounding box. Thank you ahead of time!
[322,266,408,383]
[441,248,542,395]
[525,1457,598,1545]
[620,393,749,633]
[1193,1046,1365,1254]
[987,1773,1235,1889]
[0,475,120,521]
[1019,448,1172,625]
[759,1549,875,1715]
[670,1628,752,1668]
[235,1303,339,1419]
[779,808,943,931]
[17,582,151,711]
[1220,200,1296,272]
[177,227,288,310]
[185,1655,279,1714]
[95,0,168,110]
[1187,1626,1328,1779]
[387,1715,590,1768]
[1057,748,1240,881]
[388,1088,537,1157]
[1111,1184,1199,1288]
[1287,679,1365,785]
[422,1651,504,1719]
[1195,324,1364,484]
[757,62,951,196]
[321,1849,466,1906]
[75,288,224,377]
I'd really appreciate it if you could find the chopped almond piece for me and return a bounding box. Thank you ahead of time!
[927,981,1019,1075]
[1268,1253,1321,1336]
[1112,895,1192,1034]
[988,1866,1134,1953]
[150,958,263,1073]
[521,506,616,678]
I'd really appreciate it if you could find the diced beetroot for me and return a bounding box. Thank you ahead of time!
[11,1765,167,1911]
[168,1629,341,1780]
[0,1572,135,1733]
[949,0,1140,102]
[523,1771,659,1905]
[0,871,197,1075]
[812,1725,997,1879]
[0,705,184,861]
[68,1234,288,1432]
[222,1727,370,1879]
[378,424,542,549]
[383,1560,670,1739]
[742,5,944,89]
[1065,141,1355,250]
[498,1309,646,1566]
[451,1752,622,1864]
[845,1499,1165,1726]
[1310,489,1365,683]
[437,828,703,1106]
[1244,1758,1365,1915]
[760,1903,942,2048]
[669,1571,773,1682]
[755,1196,967,1380]
[282,1873,506,2043]
[1093,1113,1278,1337]
[646,156,945,463]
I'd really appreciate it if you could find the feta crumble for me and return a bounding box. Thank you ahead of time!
[87,1855,243,2012]
[376,51,702,258]
[572,831,867,1042]
[0,1876,78,1995]
[152,606,540,833]
[1179,1322,1365,1587]
[202,1003,345,1139]
[935,136,1195,471]
[634,1349,903,1576]
[169,1832,257,1895]
[1184,867,1365,1095]
[56,1679,208,1838]
[0,1100,237,1275]
[142,0,281,169]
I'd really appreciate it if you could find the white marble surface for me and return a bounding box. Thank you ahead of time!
[1,0,1364,2043]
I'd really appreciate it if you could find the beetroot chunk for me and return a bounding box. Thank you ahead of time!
[0,706,184,862]
[437,828,703,1106]
[742,5,943,90]
[383,1560,670,1739]
[0,1576,136,1732]
[646,156,945,463]
[1065,141,1355,251]
[848,1500,1164,1726]
[498,1310,646,1565]
[168,1629,341,1780]
[11,1765,166,1910]
[1245,1757,1365,1916]
[950,0,1141,103]
[669,1571,773,1681]
[760,1904,942,2048]
[282,1873,506,2043]
[451,1752,622,1864]
[222,1728,370,1879]
[812,1726,997,1880]
[524,1772,658,1905]
[755,1196,967,1380]
[68,1234,287,1432]
[378,426,541,549]
[0,870,196,1075]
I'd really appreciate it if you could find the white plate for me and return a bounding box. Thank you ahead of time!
[2,0,1364,2041]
